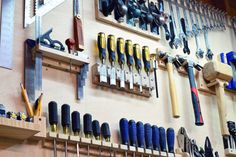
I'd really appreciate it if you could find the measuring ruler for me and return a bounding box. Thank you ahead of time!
[24,0,65,28]
[0,0,15,69]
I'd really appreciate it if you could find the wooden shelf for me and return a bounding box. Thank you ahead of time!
[0,116,46,140]
[33,45,89,73]
[94,0,161,41]
[225,148,236,156]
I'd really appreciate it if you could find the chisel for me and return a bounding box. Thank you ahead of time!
[107,34,116,85]
[167,128,175,154]
[92,120,101,156]
[84,113,92,157]
[117,37,125,88]
[142,46,151,91]
[145,123,153,157]
[125,40,134,90]
[97,32,107,83]
[72,111,81,157]
[159,127,167,153]
[61,104,70,157]
[101,122,112,157]
[48,101,58,157]
[120,118,129,157]
[137,121,145,157]
[152,125,160,151]
[129,120,137,157]
[133,44,143,93]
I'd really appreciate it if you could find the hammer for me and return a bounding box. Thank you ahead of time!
[177,56,204,126]
[203,61,233,135]
[157,51,180,118]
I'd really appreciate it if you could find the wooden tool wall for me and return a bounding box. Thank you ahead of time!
[0,0,236,156]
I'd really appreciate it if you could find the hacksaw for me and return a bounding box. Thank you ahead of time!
[24,0,65,28]
[0,0,15,69]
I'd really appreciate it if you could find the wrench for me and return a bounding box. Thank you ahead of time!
[205,4,214,30]
[191,0,202,33]
[179,0,194,38]
[174,0,186,41]
[168,0,182,48]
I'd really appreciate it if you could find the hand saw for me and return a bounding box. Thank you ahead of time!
[24,0,65,28]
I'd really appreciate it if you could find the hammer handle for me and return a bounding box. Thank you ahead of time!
[187,66,204,126]
[74,16,84,51]
[166,63,180,118]
[215,82,229,135]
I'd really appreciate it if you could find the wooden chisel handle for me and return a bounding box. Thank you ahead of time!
[166,62,180,118]
[74,16,84,51]
[216,81,230,135]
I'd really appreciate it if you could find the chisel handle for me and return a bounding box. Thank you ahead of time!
[125,40,134,67]
[216,82,230,135]
[72,111,80,135]
[166,62,180,118]
[107,34,116,64]
[97,32,106,62]
[142,46,151,74]
[84,113,92,137]
[159,127,167,152]
[74,16,84,51]
[133,44,142,71]
[101,122,111,141]
[120,118,129,145]
[187,65,204,126]
[117,37,125,66]
[92,120,101,140]
[167,128,175,153]
[129,120,137,146]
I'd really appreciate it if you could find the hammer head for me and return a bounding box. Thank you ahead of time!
[203,61,233,82]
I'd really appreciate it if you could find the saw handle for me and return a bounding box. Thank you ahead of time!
[74,16,84,51]
[187,65,204,126]
[166,62,180,118]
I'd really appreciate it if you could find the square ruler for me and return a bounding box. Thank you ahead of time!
[0,0,15,69]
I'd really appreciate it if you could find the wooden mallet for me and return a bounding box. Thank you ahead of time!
[203,61,233,135]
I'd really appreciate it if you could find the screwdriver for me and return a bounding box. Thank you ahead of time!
[84,113,92,157]
[129,120,137,157]
[133,43,143,93]
[97,32,107,83]
[145,123,153,157]
[167,128,175,154]
[120,118,129,157]
[137,121,145,157]
[107,34,116,86]
[92,120,101,156]
[142,46,151,91]
[72,111,80,157]
[152,125,160,152]
[117,37,125,88]
[48,101,58,157]
[159,127,167,153]
[61,104,70,157]
[101,122,112,157]
[125,40,134,90]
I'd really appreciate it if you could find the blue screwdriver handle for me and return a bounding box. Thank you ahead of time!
[120,118,129,145]
[152,125,160,151]
[167,128,175,153]
[159,127,167,152]
[145,123,153,149]
[129,120,137,146]
[137,121,145,148]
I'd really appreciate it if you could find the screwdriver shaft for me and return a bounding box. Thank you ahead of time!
[125,151,128,157]
[53,139,57,157]
[76,142,80,157]
[87,145,90,157]
[65,141,68,157]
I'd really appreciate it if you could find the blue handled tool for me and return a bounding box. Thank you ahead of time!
[107,34,116,85]
[159,127,167,152]
[167,128,175,153]
[145,123,153,157]
[97,32,107,83]
[84,113,92,156]
[137,121,145,157]
[129,120,137,157]
[125,40,134,90]
[120,118,129,157]
[142,46,151,91]
[133,44,143,93]
[152,125,160,151]
[117,37,125,88]
[72,111,80,156]
[61,104,70,157]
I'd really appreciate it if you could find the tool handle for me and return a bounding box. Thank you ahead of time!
[133,44,142,71]
[34,93,43,116]
[159,127,167,152]
[187,65,204,126]
[167,128,175,153]
[117,37,125,66]
[152,125,160,151]
[163,23,170,41]
[145,123,153,149]
[20,84,34,117]
[166,62,180,118]
[48,101,58,126]
[125,40,134,67]
[74,16,84,51]
[107,34,116,63]
[72,111,81,134]
[83,113,92,136]
[158,0,164,13]
[97,32,106,61]
[137,121,145,148]
[142,46,151,74]
[120,118,129,145]
[216,82,230,135]
[92,120,101,139]
[61,104,71,127]
[101,122,111,141]
[129,120,137,146]
[180,18,190,54]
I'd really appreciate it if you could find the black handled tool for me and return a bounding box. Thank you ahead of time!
[120,118,129,157]
[107,34,116,86]
[72,111,80,157]
[61,104,70,157]
[114,0,128,22]
[133,43,143,93]
[101,122,112,156]
[97,32,107,83]
[129,120,137,157]
[181,18,190,54]
[84,113,92,156]
[204,137,214,157]
[142,46,152,91]
[137,121,145,157]
[48,101,58,157]
[92,120,101,156]
[117,37,125,88]
[125,40,134,90]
